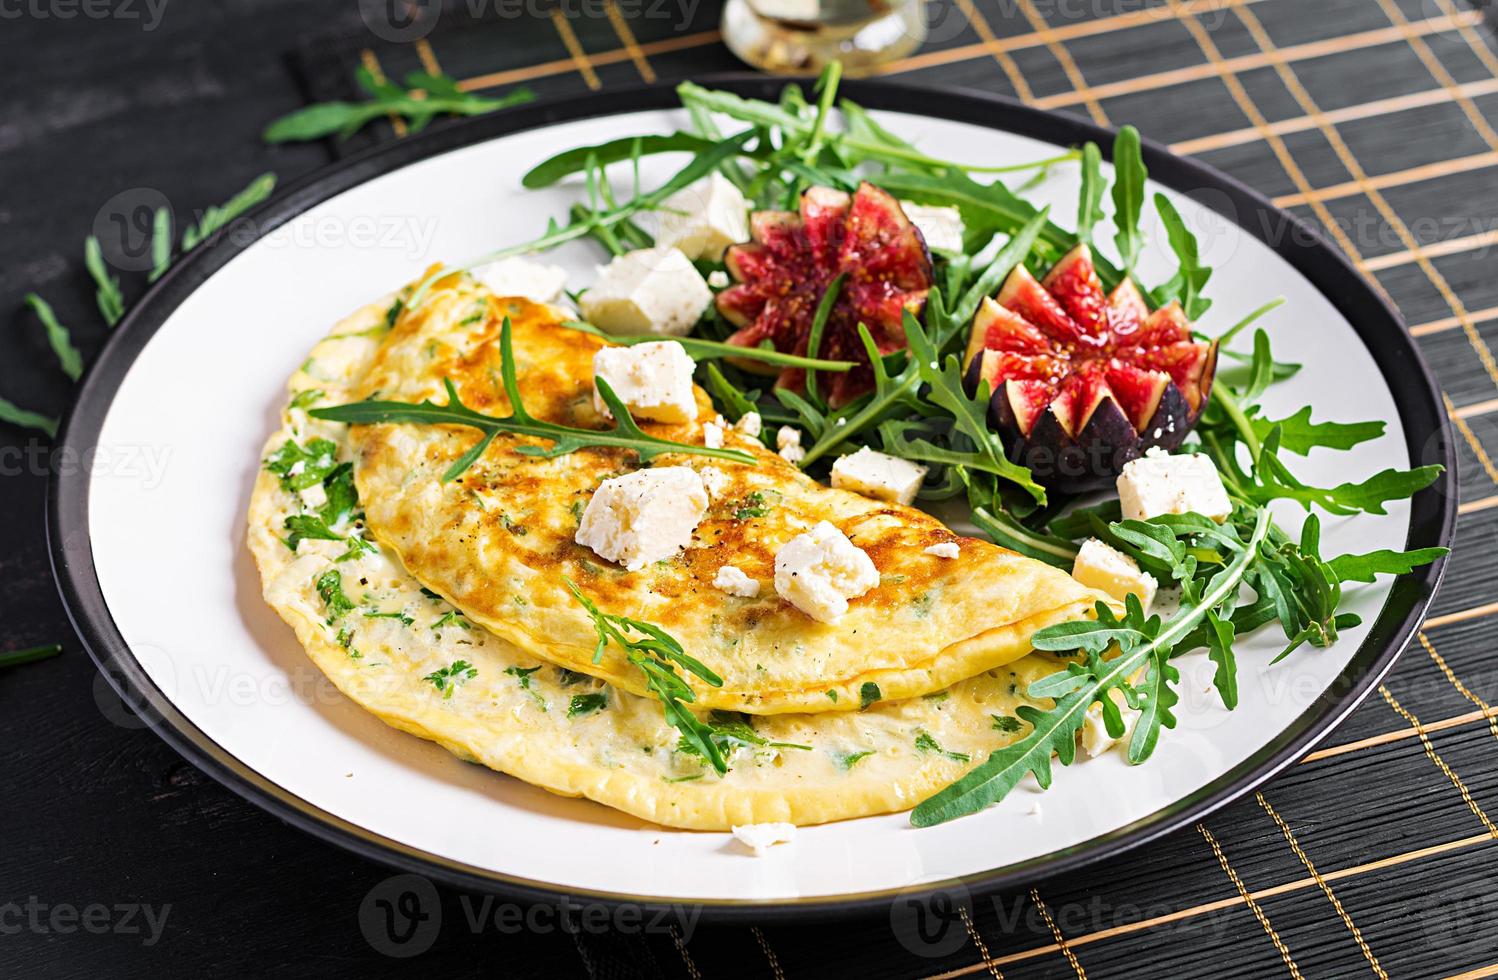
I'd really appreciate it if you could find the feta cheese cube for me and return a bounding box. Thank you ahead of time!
[472,256,570,304]
[1116,451,1232,523]
[707,269,730,289]
[731,822,795,857]
[699,466,730,499]
[924,541,960,559]
[1081,690,1140,757]
[575,467,708,571]
[592,341,698,424]
[829,447,929,506]
[735,411,763,438]
[653,173,750,261]
[298,482,328,510]
[900,201,965,254]
[703,420,725,449]
[776,426,805,465]
[1071,538,1158,609]
[713,564,761,598]
[580,247,712,337]
[773,521,879,623]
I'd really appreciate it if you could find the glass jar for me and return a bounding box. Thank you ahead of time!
[721,0,927,76]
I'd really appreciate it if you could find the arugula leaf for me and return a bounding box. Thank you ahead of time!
[84,236,124,327]
[264,437,340,492]
[912,510,1272,827]
[0,395,57,437]
[565,578,728,775]
[568,692,607,718]
[181,173,277,252]
[905,310,1045,504]
[22,293,82,381]
[1328,546,1450,583]
[1248,406,1383,456]
[1075,141,1105,245]
[523,132,729,188]
[265,69,534,144]
[1149,193,1212,320]
[424,659,478,699]
[803,273,846,407]
[831,748,875,771]
[313,317,755,481]
[0,644,63,670]
[1110,126,1147,273]
[412,132,755,306]
[149,207,172,283]
[914,729,970,763]
[315,569,355,622]
[504,664,548,710]
[559,319,852,373]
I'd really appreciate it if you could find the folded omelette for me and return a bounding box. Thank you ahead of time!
[247,295,1081,828]
[342,276,1103,714]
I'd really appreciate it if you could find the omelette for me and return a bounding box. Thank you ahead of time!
[247,296,1091,829]
[341,275,1105,714]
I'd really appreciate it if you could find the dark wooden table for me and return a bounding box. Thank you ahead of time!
[5,1,1498,977]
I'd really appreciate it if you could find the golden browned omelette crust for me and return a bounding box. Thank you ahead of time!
[347,275,1106,714]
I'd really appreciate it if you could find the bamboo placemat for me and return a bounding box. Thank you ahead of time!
[291,1,1498,976]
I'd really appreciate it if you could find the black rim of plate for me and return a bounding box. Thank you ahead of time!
[48,75,1456,921]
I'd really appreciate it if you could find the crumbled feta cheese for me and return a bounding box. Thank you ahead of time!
[592,342,698,424]
[735,411,762,438]
[703,420,725,449]
[298,482,328,509]
[707,269,730,289]
[924,541,960,559]
[699,466,730,499]
[1028,802,1043,818]
[731,822,796,857]
[579,247,712,337]
[1071,538,1158,609]
[776,426,806,464]
[1116,451,1232,522]
[713,564,761,598]
[575,467,708,571]
[900,201,965,254]
[652,173,750,261]
[773,521,879,623]
[829,447,929,506]
[472,256,570,304]
[286,460,306,478]
[1081,691,1140,757]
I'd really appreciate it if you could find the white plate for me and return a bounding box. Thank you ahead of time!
[50,79,1453,915]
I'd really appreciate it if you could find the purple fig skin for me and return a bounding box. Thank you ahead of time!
[987,381,1199,493]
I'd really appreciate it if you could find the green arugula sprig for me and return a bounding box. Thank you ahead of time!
[565,579,729,775]
[264,69,534,144]
[22,294,83,381]
[559,318,854,373]
[0,644,63,670]
[311,317,754,481]
[408,131,755,309]
[912,509,1271,827]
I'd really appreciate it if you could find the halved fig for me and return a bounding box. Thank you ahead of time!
[717,182,934,407]
[963,243,1218,491]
